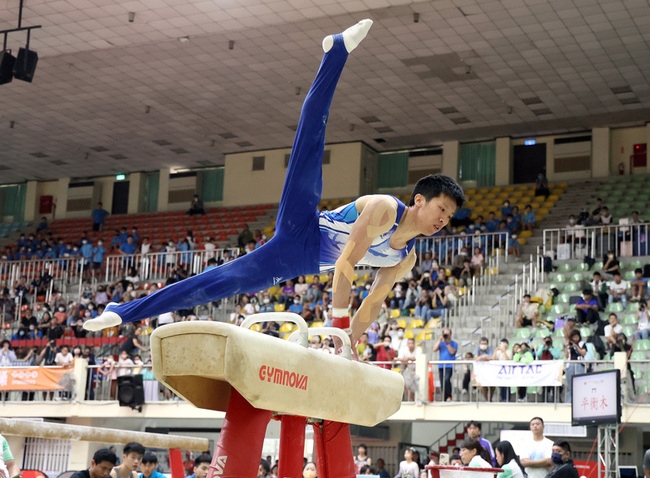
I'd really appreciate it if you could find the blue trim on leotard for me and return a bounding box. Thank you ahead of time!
[104,34,350,324]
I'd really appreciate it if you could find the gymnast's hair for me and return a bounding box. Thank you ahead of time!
[409,174,466,209]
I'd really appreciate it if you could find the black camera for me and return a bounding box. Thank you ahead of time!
[544,339,552,346]
[443,333,449,340]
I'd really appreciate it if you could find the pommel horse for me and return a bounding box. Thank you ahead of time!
[150,312,405,478]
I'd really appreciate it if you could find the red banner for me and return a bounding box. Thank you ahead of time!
[0,367,71,391]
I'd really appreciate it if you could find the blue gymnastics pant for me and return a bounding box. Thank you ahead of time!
[106,35,349,324]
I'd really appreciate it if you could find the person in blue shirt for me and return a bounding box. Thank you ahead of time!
[43,246,57,259]
[80,239,94,277]
[522,204,536,231]
[139,452,165,478]
[119,236,138,267]
[109,230,122,250]
[92,240,107,278]
[485,211,499,233]
[433,328,457,401]
[92,202,109,232]
[288,295,304,315]
[501,200,513,218]
[117,227,129,245]
[130,227,140,246]
[574,288,600,325]
[186,454,211,478]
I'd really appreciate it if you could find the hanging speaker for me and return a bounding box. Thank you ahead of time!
[0,50,16,85]
[117,374,145,410]
[12,47,38,83]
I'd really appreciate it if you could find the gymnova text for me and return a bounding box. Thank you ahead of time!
[259,365,308,390]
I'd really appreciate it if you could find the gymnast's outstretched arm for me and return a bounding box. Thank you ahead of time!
[330,195,403,338]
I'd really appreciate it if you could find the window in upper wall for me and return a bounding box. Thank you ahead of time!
[252,156,265,171]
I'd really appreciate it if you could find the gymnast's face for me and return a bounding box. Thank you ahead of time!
[413,193,456,236]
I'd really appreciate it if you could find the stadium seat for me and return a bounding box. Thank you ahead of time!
[605,302,624,313]
[633,339,650,351]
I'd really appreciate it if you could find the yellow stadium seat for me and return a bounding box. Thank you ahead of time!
[478,188,489,194]
[537,207,550,215]
[416,330,433,341]
[311,321,324,328]
[280,323,296,332]
[552,189,565,195]
[268,286,279,294]
[407,318,424,329]
[250,323,262,332]
[425,318,441,329]
[319,274,328,282]
[517,184,530,191]
[465,188,477,195]
[518,238,527,246]
[275,304,286,312]
[492,186,502,193]
[504,185,515,192]
[510,190,523,197]
[532,195,545,202]
[518,230,532,239]
[360,272,371,282]
[404,330,414,339]
[390,309,401,319]
[485,193,497,199]
[497,192,510,199]
[410,309,415,316]
[547,195,560,202]
[396,319,407,328]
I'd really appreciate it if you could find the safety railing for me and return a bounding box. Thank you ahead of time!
[415,231,509,271]
[103,248,240,283]
[543,222,650,260]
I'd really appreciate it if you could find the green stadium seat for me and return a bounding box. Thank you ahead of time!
[563,283,580,293]
[606,302,624,313]
[629,351,646,361]
[626,302,640,312]
[552,274,567,283]
[557,263,572,272]
[633,339,650,351]
[534,328,551,338]
[622,314,637,325]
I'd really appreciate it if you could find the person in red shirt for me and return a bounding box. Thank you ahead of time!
[375,335,396,369]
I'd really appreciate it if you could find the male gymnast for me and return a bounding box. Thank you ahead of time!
[84,19,466,347]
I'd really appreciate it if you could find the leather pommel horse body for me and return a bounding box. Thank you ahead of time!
[151,313,404,478]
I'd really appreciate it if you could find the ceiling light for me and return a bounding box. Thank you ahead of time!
[295,86,301,96]
[229,40,235,50]
[128,12,135,23]
[413,12,420,23]
[178,36,190,43]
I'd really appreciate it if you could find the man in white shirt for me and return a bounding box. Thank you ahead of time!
[604,313,623,347]
[396,338,422,401]
[607,272,629,309]
[520,416,553,478]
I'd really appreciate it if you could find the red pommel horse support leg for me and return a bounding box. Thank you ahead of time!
[151,314,404,478]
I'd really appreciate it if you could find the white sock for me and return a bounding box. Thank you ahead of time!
[82,304,122,331]
[322,19,373,53]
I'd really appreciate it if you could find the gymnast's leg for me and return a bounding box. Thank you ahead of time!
[83,20,373,332]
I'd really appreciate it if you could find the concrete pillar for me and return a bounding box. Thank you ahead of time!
[158,168,170,212]
[128,172,142,214]
[55,177,70,220]
[592,127,610,178]
[24,180,38,222]
[495,137,511,185]
[441,141,460,179]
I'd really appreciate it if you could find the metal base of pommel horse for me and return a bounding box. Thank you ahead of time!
[150,312,405,478]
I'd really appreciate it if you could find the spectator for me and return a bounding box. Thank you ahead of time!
[522,204,537,231]
[376,335,396,370]
[396,447,420,478]
[305,276,323,304]
[467,421,496,466]
[258,459,272,478]
[188,455,211,478]
[575,289,599,325]
[638,300,650,340]
[492,338,513,402]
[501,200,513,218]
[565,330,586,402]
[470,247,484,273]
[0,341,16,367]
[599,206,613,225]
[607,272,629,309]
[520,417,553,478]
[237,224,254,249]
[433,328,457,401]
[513,343,534,402]
[121,326,149,357]
[71,448,117,478]
[535,173,550,199]
[415,289,432,321]
[644,447,650,478]
[139,452,164,478]
[109,442,144,478]
[92,203,109,232]
[355,444,372,472]
[17,308,38,339]
[39,339,58,366]
[536,337,561,402]
[604,313,623,348]
[302,462,317,478]
[277,279,295,307]
[187,194,206,216]
[294,275,309,298]
[545,440,579,478]
[590,272,608,310]
[473,337,494,402]
[99,355,117,400]
[602,251,620,279]
[460,440,492,468]
[117,351,135,378]
[495,441,526,478]
[55,345,74,368]
[509,234,521,259]
[515,294,539,328]
[630,268,648,302]
[396,338,423,401]
[375,458,390,478]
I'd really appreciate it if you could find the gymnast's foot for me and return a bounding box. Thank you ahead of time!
[82,302,123,331]
[322,19,373,54]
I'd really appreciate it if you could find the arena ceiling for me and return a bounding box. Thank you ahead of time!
[0,0,649,184]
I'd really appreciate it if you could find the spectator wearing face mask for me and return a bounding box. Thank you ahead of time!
[545,441,579,478]
[492,338,513,402]
[391,327,407,354]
